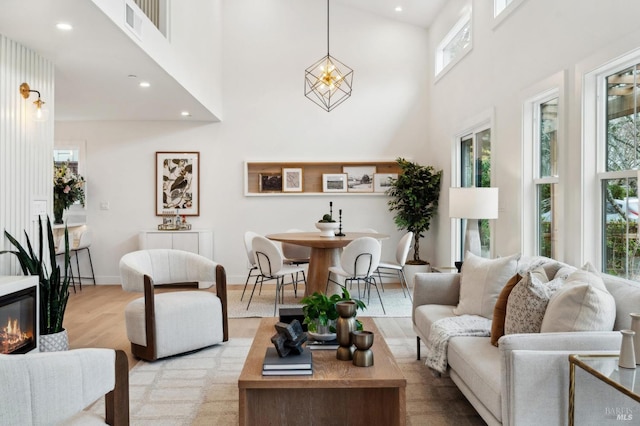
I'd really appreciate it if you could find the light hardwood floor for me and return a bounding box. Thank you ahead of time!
[64,285,417,370]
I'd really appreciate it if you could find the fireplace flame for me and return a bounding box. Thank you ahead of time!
[1,317,32,354]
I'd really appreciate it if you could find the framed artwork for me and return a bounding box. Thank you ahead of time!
[259,173,282,192]
[373,173,398,193]
[343,166,376,192]
[322,173,348,192]
[156,151,199,216]
[282,168,303,192]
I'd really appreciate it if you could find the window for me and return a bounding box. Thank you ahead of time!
[534,96,559,258]
[454,126,492,260]
[493,0,526,27]
[435,11,472,77]
[599,63,640,279]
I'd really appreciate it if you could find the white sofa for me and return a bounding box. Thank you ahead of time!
[412,256,640,426]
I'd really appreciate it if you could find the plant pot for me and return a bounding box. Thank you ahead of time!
[403,263,431,291]
[315,222,339,237]
[39,329,69,352]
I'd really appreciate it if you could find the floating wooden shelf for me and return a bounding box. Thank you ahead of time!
[244,161,402,196]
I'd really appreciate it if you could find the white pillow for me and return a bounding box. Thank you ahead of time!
[540,263,616,332]
[504,268,564,335]
[454,251,521,319]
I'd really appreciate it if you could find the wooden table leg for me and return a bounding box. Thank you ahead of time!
[305,247,341,296]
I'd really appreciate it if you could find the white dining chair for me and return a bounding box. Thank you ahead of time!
[241,231,262,301]
[282,228,310,286]
[249,236,306,315]
[375,232,413,300]
[326,236,384,314]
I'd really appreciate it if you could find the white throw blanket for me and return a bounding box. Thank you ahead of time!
[425,315,492,374]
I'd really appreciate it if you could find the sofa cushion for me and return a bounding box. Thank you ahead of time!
[541,264,616,332]
[504,268,564,335]
[448,336,502,422]
[454,252,520,319]
[413,304,457,342]
[490,273,521,346]
[601,273,640,330]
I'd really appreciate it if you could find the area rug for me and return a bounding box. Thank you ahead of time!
[89,322,484,425]
[227,284,413,318]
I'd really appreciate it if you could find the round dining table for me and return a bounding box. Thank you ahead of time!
[266,231,389,297]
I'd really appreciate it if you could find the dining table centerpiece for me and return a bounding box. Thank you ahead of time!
[53,163,85,224]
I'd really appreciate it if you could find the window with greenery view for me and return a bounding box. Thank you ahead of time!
[536,97,558,258]
[602,63,640,279]
[436,12,471,76]
[459,128,491,258]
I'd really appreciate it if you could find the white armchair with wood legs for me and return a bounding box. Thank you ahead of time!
[0,348,129,425]
[119,249,228,361]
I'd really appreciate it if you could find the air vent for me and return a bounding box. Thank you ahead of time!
[125,2,143,39]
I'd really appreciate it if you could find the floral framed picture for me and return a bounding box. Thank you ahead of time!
[373,173,398,193]
[322,173,348,192]
[343,165,376,192]
[156,152,200,216]
[282,168,303,192]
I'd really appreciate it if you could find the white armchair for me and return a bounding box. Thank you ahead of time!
[119,249,229,361]
[0,348,129,425]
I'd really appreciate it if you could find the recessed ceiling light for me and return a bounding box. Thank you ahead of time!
[139,81,150,88]
[395,6,403,12]
[56,22,73,31]
[181,111,191,117]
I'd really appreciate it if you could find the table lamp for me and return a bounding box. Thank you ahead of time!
[449,187,499,260]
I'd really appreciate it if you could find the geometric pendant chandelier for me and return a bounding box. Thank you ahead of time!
[304,0,354,112]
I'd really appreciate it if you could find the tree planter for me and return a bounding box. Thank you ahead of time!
[39,329,69,352]
[403,263,431,292]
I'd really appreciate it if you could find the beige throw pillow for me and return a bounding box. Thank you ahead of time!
[504,267,564,335]
[540,263,616,332]
[454,252,521,319]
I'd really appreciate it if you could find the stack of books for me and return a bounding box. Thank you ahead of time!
[262,347,313,376]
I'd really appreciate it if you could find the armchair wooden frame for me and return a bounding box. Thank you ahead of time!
[130,264,229,361]
[106,349,130,425]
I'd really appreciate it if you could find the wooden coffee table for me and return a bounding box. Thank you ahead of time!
[238,317,406,426]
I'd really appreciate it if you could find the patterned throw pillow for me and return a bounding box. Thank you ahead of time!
[504,267,564,335]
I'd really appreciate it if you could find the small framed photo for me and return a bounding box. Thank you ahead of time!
[374,173,398,193]
[259,173,282,192]
[282,168,303,192]
[156,152,199,216]
[343,166,376,192]
[322,173,348,192]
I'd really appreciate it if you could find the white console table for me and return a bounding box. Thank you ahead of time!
[138,229,213,260]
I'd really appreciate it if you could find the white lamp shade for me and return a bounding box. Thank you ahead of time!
[449,187,499,219]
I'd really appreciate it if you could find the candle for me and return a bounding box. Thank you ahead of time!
[339,209,342,215]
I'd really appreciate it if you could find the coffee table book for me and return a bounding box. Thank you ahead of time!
[306,338,339,350]
[262,347,312,370]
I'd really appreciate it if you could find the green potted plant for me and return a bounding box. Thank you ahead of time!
[386,157,442,266]
[1,216,72,351]
[301,286,365,335]
[315,202,339,236]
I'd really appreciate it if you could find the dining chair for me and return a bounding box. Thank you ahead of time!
[375,231,413,301]
[326,236,385,314]
[282,228,310,286]
[70,228,96,287]
[249,235,306,315]
[241,231,262,301]
[55,236,77,293]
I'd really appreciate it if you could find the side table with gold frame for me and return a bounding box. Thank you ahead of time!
[569,354,640,425]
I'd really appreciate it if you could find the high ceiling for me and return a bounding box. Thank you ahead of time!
[0,0,445,121]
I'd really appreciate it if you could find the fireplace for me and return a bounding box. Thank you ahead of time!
[0,276,38,354]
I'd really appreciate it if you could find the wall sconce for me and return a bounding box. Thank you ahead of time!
[20,82,48,122]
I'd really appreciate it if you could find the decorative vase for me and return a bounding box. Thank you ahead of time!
[352,330,374,367]
[619,329,636,369]
[631,313,640,364]
[53,199,65,224]
[335,301,357,361]
[315,222,339,237]
[39,329,69,352]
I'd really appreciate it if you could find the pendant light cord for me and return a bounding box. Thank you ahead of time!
[326,0,330,55]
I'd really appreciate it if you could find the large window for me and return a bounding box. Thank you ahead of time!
[435,11,472,77]
[600,63,640,279]
[456,127,492,259]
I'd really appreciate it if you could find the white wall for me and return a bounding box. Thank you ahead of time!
[427,0,640,267]
[0,36,54,275]
[55,0,431,284]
